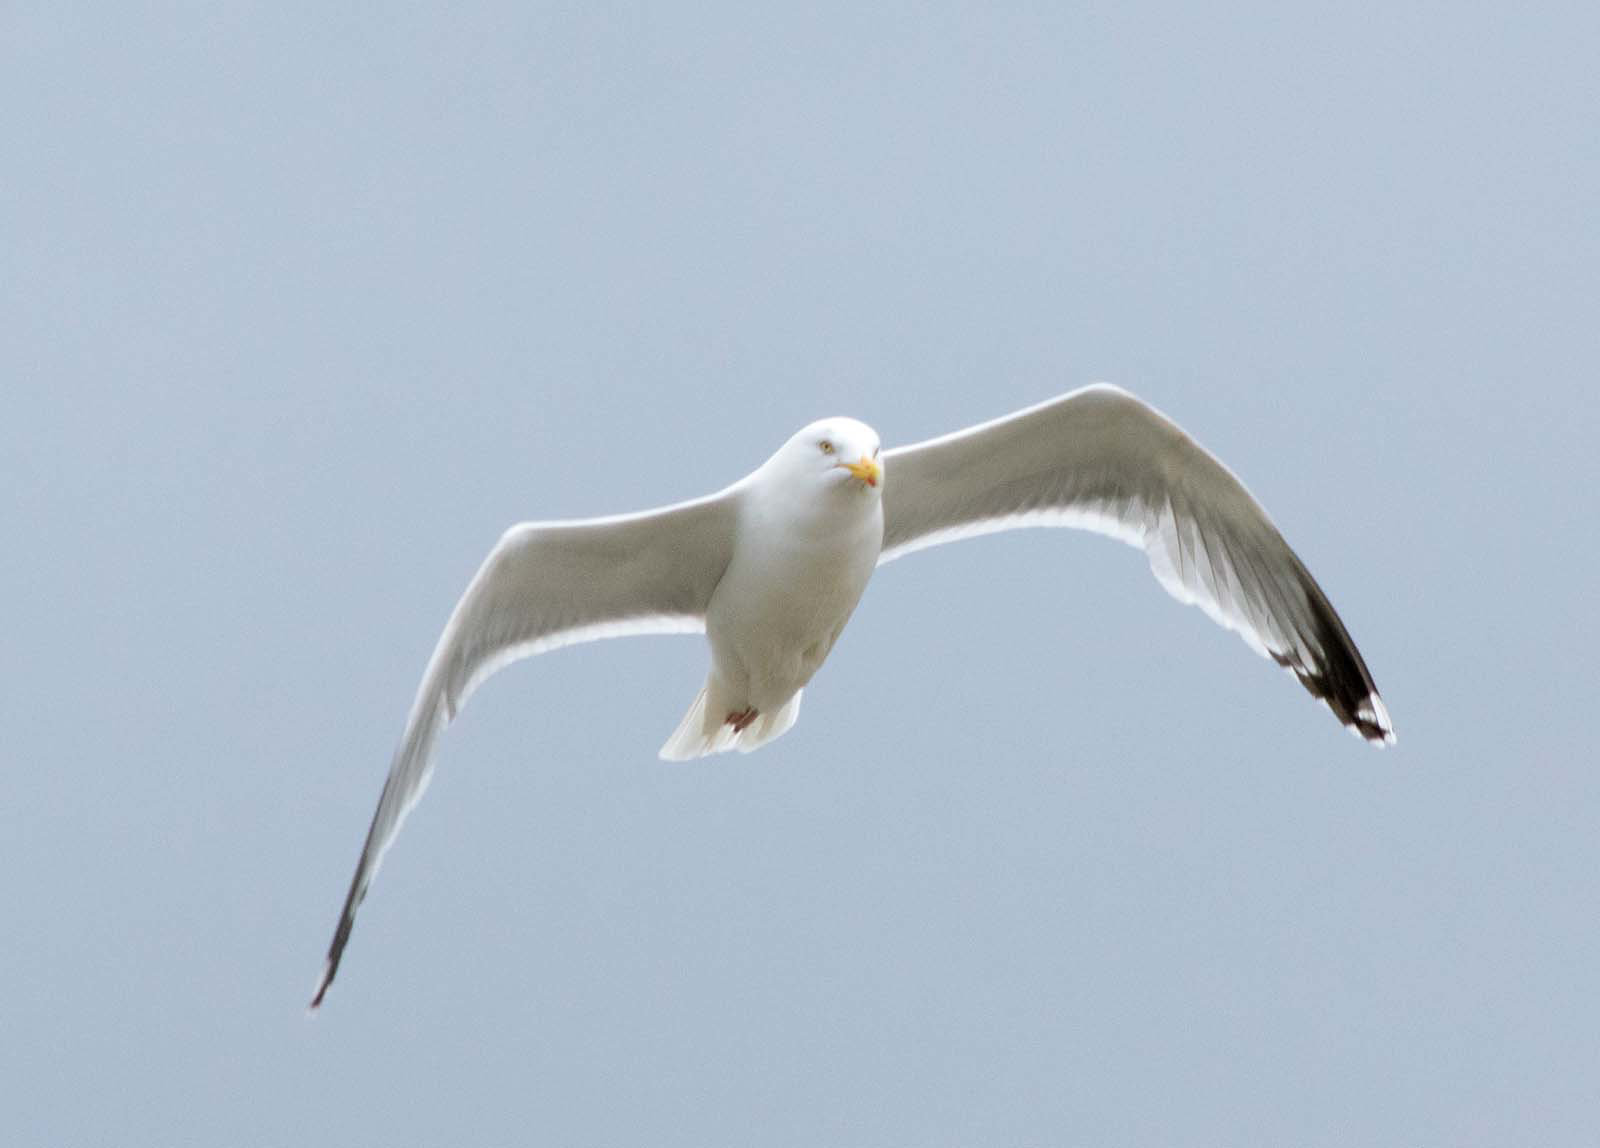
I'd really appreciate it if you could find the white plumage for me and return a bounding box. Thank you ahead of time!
[310,385,1392,1008]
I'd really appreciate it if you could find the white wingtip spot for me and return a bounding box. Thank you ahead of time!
[1356,693,1396,747]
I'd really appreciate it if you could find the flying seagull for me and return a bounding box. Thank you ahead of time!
[310,384,1392,1008]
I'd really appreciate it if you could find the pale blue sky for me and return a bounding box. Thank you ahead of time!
[4,3,1597,1144]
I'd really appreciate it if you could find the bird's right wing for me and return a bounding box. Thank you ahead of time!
[311,488,740,1009]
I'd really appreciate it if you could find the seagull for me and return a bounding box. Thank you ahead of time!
[310,384,1392,1008]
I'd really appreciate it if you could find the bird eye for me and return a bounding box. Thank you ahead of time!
[819,441,834,455]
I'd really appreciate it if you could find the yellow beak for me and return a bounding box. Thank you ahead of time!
[839,456,881,487]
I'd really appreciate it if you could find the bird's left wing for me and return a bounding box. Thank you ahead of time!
[879,385,1392,745]
[311,489,739,1008]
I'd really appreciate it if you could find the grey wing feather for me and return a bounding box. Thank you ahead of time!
[880,384,1393,745]
[310,489,739,1008]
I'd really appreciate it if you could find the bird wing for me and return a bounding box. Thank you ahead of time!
[311,488,740,1008]
[879,384,1393,745]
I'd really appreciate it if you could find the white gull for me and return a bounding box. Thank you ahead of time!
[310,384,1393,1008]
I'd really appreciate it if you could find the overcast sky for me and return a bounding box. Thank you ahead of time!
[4,3,1598,1144]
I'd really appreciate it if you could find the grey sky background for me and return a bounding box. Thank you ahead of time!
[4,3,1597,1144]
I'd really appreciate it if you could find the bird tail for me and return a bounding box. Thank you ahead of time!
[658,679,803,760]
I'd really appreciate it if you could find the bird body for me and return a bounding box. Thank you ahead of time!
[310,385,1393,1009]
[663,417,885,759]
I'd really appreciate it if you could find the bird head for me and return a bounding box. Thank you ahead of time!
[776,417,883,493]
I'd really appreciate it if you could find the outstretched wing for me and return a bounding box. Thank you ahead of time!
[880,385,1393,745]
[311,489,739,1008]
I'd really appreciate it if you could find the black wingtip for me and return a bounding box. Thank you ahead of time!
[310,864,368,1013]
[1265,567,1394,747]
[309,961,334,1012]
[1273,646,1395,747]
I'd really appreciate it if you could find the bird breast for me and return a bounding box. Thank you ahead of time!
[705,495,883,705]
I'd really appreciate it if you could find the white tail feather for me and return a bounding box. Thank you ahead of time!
[658,680,803,760]
[736,690,802,754]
